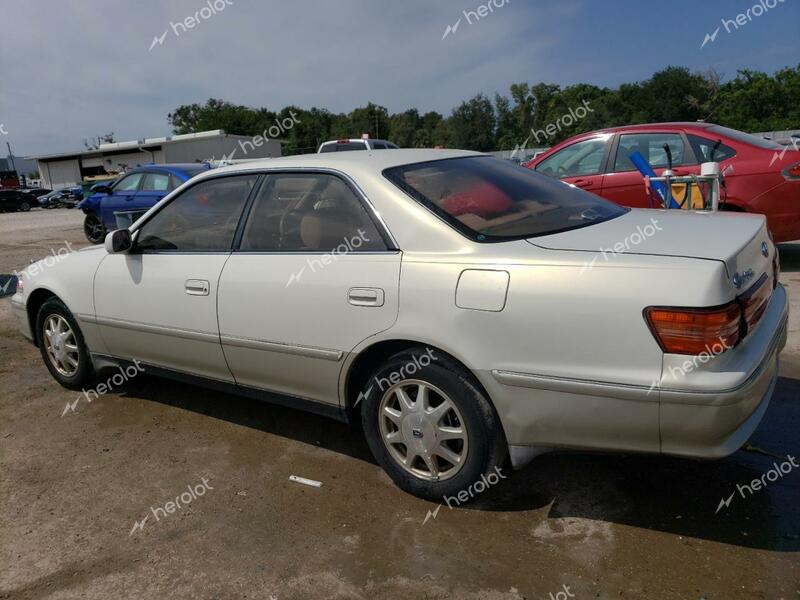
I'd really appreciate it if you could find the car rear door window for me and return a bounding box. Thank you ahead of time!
[613,133,687,172]
[535,137,609,178]
[114,173,143,192]
[141,172,171,192]
[136,175,258,252]
[687,135,737,162]
[239,173,387,252]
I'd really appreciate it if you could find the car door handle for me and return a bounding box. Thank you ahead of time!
[185,279,210,296]
[573,179,593,188]
[348,287,385,307]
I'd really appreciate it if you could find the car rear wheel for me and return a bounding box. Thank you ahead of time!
[83,213,106,244]
[36,297,94,390]
[360,348,507,501]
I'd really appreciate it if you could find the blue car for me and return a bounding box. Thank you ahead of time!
[78,163,212,243]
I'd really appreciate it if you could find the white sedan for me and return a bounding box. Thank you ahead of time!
[11,149,788,500]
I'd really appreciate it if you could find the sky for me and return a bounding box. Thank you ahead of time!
[1,0,798,156]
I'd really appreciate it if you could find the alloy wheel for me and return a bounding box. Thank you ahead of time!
[378,379,468,482]
[43,314,80,377]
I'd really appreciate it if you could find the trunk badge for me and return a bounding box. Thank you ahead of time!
[733,268,755,289]
[761,241,769,258]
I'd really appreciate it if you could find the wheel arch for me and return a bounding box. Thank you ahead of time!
[25,287,60,347]
[343,338,498,420]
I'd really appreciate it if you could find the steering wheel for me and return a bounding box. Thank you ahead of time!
[557,165,568,176]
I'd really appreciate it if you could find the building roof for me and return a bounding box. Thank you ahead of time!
[27,130,284,162]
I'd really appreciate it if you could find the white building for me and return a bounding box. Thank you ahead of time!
[29,130,282,188]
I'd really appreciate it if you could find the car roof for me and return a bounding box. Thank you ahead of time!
[128,163,211,177]
[586,122,715,135]
[204,148,484,177]
[319,139,395,144]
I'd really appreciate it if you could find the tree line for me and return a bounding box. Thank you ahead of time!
[167,64,800,155]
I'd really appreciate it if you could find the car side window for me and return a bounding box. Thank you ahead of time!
[239,173,387,252]
[687,135,737,162]
[141,173,171,192]
[136,175,258,252]
[535,137,608,178]
[114,173,143,192]
[613,133,687,172]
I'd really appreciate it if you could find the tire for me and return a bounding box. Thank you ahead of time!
[83,213,107,244]
[36,297,95,390]
[19,201,31,211]
[360,348,507,501]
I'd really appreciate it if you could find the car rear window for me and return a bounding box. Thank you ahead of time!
[707,126,785,150]
[321,142,367,152]
[384,156,626,242]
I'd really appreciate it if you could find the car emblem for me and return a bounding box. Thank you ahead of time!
[732,268,755,289]
[761,241,769,258]
[412,429,423,439]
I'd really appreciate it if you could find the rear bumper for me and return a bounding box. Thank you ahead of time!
[492,284,788,468]
[658,283,788,458]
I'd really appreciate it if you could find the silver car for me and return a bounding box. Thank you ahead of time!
[11,149,788,500]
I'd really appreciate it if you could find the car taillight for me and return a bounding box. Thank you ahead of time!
[644,303,741,355]
[783,161,800,179]
[14,277,23,294]
[739,273,771,334]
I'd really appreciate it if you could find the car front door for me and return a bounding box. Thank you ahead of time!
[533,136,611,193]
[134,171,173,224]
[602,132,699,208]
[101,172,144,231]
[93,174,259,380]
[217,171,401,407]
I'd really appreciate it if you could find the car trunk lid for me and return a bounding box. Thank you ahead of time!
[529,209,773,285]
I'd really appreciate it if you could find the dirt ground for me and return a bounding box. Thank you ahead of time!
[1,209,798,600]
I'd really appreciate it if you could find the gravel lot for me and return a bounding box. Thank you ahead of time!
[1,209,798,600]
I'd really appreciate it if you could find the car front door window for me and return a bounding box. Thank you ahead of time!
[136,175,258,252]
[535,138,608,178]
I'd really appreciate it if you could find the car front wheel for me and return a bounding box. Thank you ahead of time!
[19,201,31,212]
[36,297,95,390]
[83,213,106,244]
[360,348,507,501]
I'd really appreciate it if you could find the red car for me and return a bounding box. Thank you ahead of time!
[525,122,800,243]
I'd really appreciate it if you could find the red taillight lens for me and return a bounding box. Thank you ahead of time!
[783,161,800,179]
[645,303,741,355]
[740,273,771,333]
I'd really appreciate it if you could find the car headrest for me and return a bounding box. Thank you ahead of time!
[300,208,360,250]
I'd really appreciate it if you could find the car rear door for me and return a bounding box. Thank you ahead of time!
[532,136,611,193]
[93,174,259,380]
[602,132,700,208]
[217,171,400,407]
[133,171,173,224]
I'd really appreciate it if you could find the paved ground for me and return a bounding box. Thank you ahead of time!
[1,209,798,600]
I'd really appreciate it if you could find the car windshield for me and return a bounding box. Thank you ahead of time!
[707,125,785,150]
[384,156,626,241]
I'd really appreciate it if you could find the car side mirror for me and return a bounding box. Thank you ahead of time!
[105,229,132,254]
[92,184,113,195]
